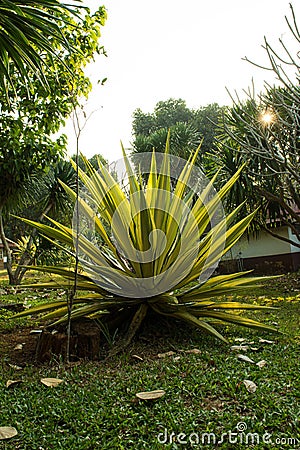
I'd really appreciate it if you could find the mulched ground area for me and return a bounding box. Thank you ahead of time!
[0,328,38,366]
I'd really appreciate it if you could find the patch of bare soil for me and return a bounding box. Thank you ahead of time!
[0,315,200,366]
[0,328,37,366]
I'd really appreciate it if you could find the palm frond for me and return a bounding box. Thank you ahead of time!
[0,0,84,92]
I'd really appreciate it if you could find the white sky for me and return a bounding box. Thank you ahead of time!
[64,0,297,162]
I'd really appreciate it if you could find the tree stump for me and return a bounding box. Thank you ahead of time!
[35,319,101,362]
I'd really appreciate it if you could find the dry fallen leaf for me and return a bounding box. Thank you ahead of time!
[157,351,175,358]
[256,360,267,368]
[8,364,23,371]
[132,354,144,361]
[231,345,249,351]
[237,354,256,364]
[136,389,165,400]
[6,380,22,388]
[259,338,275,344]
[0,427,18,440]
[234,338,246,342]
[13,344,23,351]
[185,348,201,354]
[243,380,257,393]
[40,378,64,387]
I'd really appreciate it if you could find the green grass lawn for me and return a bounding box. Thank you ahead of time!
[0,272,299,449]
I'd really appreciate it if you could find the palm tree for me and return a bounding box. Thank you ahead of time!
[4,158,77,284]
[132,122,203,162]
[0,0,83,91]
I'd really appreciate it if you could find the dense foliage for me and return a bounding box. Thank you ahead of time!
[132,99,223,164]
[0,5,107,284]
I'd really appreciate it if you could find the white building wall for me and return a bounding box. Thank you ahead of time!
[223,226,290,260]
[288,227,300,253]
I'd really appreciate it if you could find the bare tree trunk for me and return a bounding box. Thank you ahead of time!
[12,200,56,284]
[0,201,55,285]
[0,207,17,284]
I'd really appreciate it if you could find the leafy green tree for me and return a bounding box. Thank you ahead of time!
[153,98,193,129]
[74,153,108,171]
[132,98,224,167]
[131,108,156,136]
[132,123,202,161]
[191,103,223,154]
[0,5,107,284]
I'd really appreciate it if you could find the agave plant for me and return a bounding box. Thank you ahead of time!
[15,142,277,345]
